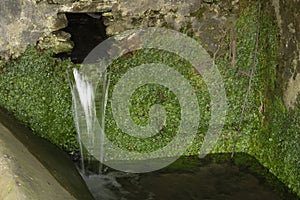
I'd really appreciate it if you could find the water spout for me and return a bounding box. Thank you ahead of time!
[71,67,109,174]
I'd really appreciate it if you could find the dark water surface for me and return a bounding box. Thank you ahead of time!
[2,8,297,200]
[0,107,299,200]
[81,155,299,200]
[118,162,285,200]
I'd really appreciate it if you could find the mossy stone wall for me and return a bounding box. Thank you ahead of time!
[0,47,77,152]
[0,0,299,197]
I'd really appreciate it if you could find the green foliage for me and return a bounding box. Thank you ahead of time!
[0,46,77,152]
[209,2,299,196]
[105,49,210,155]
[258,98,300,196]
[212,2,265,153]
[224,1,300,196]
[250,94,300,196]
[0,0,298,196]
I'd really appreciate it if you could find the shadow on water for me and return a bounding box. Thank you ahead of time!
[70,55,299,199]
[0,106,299,200]
[4,12,299,200]
[79,153,300,200]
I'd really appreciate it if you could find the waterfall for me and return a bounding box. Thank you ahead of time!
[71,67,109,174]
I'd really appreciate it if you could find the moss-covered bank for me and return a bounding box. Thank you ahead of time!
[0,0,299,197]
[0,47,78,153]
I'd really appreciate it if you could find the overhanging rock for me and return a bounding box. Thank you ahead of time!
[0,0,115,60]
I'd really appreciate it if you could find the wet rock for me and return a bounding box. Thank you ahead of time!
[1,0,233,60]
[0,108,95,200]
[38,31,74,54]
[272,0,300,109]
[51,13,68,31]
[104,0,233,56]
[0,0,115,60]
[284,71,300,109]
[58,0,116,13]
[0,0,59,59]
[105,0,203,35]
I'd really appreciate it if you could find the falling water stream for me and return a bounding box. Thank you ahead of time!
[71,67,109,174]
[65,12,299,200]
[70,68,298,200]
[1,102,297,200]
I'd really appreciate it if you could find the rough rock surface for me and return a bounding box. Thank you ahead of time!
[103,0,238,57]
[37,30,74,54]
[0,0,115,59]
[272,0,300,109]
[0,122,75,200]
[0,0,236,61]
[0,0,59,59]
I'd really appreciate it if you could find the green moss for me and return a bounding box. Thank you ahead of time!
[255,97,300,196]
[190,7,207,19]
[0,46,77,152]
[105,48,210,155]
[224,1,300,197]
[211,2,265,154]
[0,0,298,197]
[205,1,299,196]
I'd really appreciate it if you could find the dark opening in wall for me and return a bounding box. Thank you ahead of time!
[57,13,107,63]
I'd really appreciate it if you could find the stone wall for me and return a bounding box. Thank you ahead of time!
[1,0,298,87]
[1,0,299,196]
[0,0,241,62]
[103,0,240,56]
[0,0,115,59]
[272,0,300,109]
[0,0,59,59]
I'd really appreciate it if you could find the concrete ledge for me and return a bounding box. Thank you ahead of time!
[0,108,94,200]
[0,123,75,200]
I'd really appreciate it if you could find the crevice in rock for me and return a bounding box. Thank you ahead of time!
[56,12,107,63]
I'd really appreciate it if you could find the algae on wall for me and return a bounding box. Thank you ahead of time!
[231,0,300,196]
[0,0,299,197]
[0,46,78,153]
[209,1,300,196]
